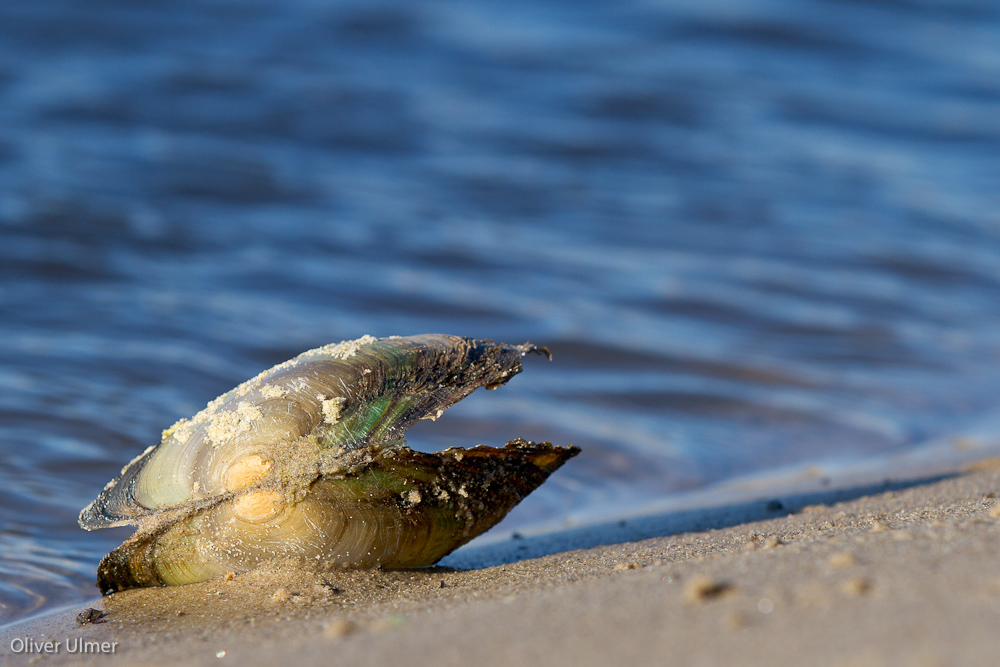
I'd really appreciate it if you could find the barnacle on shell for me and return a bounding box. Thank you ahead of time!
[79,334,578,594]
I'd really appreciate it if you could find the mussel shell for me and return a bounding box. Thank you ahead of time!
[79,334,576,593]
[96,439,578,594]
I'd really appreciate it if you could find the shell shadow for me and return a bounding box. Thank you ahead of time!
[441,472,958,570]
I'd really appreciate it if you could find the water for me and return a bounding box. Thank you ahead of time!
[1,0,1000,623]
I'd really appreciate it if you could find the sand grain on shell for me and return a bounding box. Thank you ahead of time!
[320,396,346,425]
[259,384,287,400]
[304,335,378,361]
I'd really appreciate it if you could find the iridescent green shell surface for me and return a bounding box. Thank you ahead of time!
[79,334,578,594]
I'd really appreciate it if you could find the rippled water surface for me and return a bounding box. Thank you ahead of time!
[2,0,1000,622]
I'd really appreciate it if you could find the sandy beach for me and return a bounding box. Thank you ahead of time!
[3,456,1000,667]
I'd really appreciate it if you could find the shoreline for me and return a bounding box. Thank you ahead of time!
[5,428,994,630]
[4,456,1000,665]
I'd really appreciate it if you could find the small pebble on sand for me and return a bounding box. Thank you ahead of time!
[324,618,355,639]
[684,575,732,603]
[841,578,872,596]
[829,552,858,569]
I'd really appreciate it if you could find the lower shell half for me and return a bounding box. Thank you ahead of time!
[96,439,578,594]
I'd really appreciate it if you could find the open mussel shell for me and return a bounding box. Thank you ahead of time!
[79,334,579,594]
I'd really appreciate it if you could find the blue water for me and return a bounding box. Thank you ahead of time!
[2,0,1000,622]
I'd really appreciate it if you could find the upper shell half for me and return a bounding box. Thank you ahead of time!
[79,334,578,593]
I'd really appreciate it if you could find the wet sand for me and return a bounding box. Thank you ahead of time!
[5,458,1000,666]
